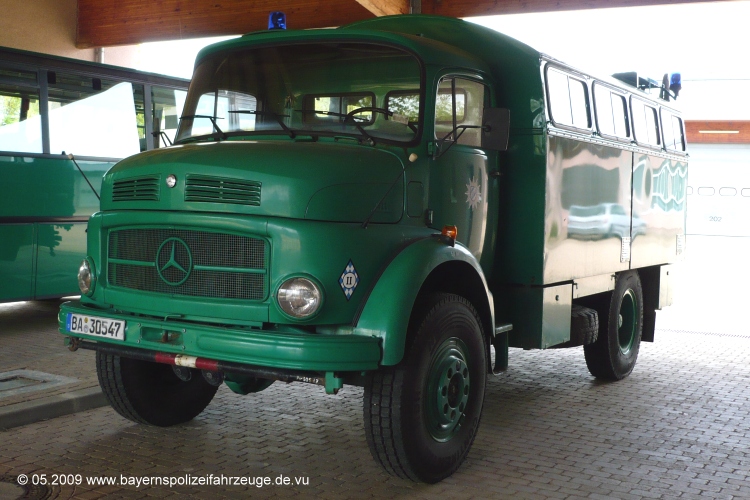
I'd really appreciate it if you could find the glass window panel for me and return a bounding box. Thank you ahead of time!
[568,77,589,128]
[455,78,485,147]
[303,93,373,124]
[547,68,572,125]
[594,84,615,136]
[611,93,628,138]
[175,43,421,145]
[632,99,660,147]
[48,72,142,157]
[435,78,455,140]
[643,104,659,146]
[670,114,685,151]
[151,86,187,148]
[0,86,42,153]
[386,91,419,123]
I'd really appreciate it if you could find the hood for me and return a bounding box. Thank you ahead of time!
[100,141,405,223]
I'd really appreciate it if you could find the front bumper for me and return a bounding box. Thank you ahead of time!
[59,300,382,372]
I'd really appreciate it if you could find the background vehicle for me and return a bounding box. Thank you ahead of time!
[59,15,686,482]
[0,46,188,302]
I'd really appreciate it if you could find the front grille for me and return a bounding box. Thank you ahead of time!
[108,228,267,300]
[185,175,261,206]
[112,176,160,202]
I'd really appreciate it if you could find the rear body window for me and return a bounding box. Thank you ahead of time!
[546,67,590,129]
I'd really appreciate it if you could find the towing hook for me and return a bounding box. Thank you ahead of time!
[67,337,81,352]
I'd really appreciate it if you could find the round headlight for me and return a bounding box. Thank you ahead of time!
[78,259,95,295]
[277,277,321,318]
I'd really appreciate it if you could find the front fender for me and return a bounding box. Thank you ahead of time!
[352,236,493,366]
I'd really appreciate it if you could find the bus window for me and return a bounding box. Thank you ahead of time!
[661,109,685,152]
[151,86,186,148]
[631,98,660,147]
[593,83,629,139]
[47,72,143,157]
[0,68,42,153]
[546,67,590,129]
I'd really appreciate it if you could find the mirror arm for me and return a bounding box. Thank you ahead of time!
[433,125,488,159]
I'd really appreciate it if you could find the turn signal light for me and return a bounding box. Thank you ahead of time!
[442,225,458,240]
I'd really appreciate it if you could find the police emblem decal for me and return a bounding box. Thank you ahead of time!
[339,260,359,300]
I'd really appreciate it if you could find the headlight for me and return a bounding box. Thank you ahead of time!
[78,259,95,295]
[277,277,321,318]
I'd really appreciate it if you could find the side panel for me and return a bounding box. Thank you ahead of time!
[505,283,572,349]
[543,134,631,283]
[0,225,34,301]
[0,155,110,300]
[630,153,687,268]
[35,222,87,298]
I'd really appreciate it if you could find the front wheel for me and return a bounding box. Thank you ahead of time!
[96,351,218,426]
[364,293,487,483]
[583,270,643,380]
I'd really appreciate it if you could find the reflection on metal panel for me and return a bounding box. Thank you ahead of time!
[630,153,687,269]
[543,135,630,283]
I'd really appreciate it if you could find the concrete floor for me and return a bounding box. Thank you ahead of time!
[1,235,749,499]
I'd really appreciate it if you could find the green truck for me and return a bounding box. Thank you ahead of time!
[59,15,687,482]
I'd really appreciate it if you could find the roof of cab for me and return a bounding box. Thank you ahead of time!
[193,15,539,75]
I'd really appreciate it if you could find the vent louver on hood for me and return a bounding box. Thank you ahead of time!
[112,176,160,202]
[185,175,261,206]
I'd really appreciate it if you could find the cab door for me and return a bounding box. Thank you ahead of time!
[430,75,497,272]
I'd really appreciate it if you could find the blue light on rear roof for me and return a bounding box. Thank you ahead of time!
[269,12,286,30]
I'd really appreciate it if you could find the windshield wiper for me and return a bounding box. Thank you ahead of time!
[179,114,227,140]
[229,110,295,138]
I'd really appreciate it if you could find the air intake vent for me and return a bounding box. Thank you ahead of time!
[112,176,160,202]
[185,175,261,206]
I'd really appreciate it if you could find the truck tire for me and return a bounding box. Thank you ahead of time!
[363,293,487,483]
[570,305,599,346]
[96,351,218,426]
[583,271,643,380]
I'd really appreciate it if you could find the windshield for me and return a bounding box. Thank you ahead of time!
[175,42,423,145]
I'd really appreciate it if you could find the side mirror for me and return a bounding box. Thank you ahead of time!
[482,108,510,151]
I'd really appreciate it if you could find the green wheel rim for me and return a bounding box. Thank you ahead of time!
[618,289,637,354]
[425,337,471,442]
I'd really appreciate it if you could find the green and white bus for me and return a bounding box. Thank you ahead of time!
[0,46,188,302]
[59,15,686,482]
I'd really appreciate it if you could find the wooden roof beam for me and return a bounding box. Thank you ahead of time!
[76,0,375,48]
[77,0,737,49]
[356,0,409,16]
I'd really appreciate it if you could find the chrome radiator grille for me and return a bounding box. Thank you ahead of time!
[107,228,267,300]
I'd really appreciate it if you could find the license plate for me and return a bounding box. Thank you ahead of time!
[66,313,125,341]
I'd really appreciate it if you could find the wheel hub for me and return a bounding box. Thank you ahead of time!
[426,338,471,442]
[618,289,637,354]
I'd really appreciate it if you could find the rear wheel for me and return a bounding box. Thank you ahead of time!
[96,351,218,426]
[583,271,643,380]
[364,293,487,483]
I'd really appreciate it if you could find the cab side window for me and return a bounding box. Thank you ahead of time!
[434,77,488,148]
